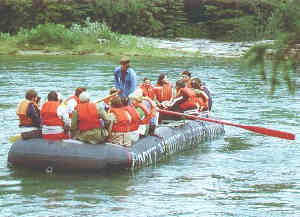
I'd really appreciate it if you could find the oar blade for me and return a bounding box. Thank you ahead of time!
[241,125,296,140]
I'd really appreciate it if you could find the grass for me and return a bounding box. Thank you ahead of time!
[0,18,195,58]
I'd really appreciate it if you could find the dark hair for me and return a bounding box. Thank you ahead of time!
[75,87,86,97]
[36,96,41,104]
[157,73,166,86]
[120,96,129,106]
[143,77,150,82]
[111,96,123,108]
[182,70,191,77]
[176,79,186,89]
[191,78,202,89]
[109,87,118,95]
[47,91,58,101]
[25,89,37,100]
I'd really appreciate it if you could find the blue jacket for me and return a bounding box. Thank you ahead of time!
[114,66,137,97]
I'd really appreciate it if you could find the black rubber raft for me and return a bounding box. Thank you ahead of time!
[8,120,225,173]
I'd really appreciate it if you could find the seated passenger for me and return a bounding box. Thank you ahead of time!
[153,73,173,107]
[16,89,42,139]
[70,92,111,144]
[191,78,212,111]
[191,78,209,111]
[65,87,86,117]
[107,96,132,147]
[130,89,158,137]
[139,77,156,100]
[103,87,119,111]
[181,70,192,88]
[121,96,141,143]
[170,80,199,112]
[16,89,41,128]
[41,91,70,141]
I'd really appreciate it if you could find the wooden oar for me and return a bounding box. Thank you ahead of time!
[158,109,296,140]
[95,92,119,104]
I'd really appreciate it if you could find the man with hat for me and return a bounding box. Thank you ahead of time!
[114,56,137,97]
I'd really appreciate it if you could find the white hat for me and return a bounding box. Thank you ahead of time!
[79,92,90,102]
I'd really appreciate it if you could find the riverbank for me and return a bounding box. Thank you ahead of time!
[1,37,273,59]
[0,19,275,59]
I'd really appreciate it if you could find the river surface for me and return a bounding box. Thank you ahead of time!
[0,55,299,217]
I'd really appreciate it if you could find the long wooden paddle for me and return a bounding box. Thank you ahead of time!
[158,109,296,140]
[95,92,119,103]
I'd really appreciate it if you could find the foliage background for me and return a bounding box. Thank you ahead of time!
[0,0,296,41]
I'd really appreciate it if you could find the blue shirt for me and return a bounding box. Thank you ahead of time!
[114,66,137,97]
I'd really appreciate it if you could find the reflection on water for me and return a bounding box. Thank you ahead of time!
[0,55,299,217]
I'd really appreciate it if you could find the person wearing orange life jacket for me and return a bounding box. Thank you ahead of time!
[107,96,133,147]
[191,78,209,111]
[102,87,119,112]
[191,77,212,111]
[130,89,158,137]
[65,87,86,116]
[153,73,173,109]
[139,77,156,100]
[170,80,199,112]
[41,91,71,141]
[121,96,142,143]
[16,89,42,139]
[16,89,41,128]
[181,70,192,88]
[70,92,112,144]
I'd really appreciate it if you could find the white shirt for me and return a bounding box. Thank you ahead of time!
[65,98,77,115]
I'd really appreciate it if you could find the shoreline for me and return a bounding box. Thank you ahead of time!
[6,38,274,59]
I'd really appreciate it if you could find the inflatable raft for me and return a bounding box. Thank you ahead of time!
[8,120,225,173]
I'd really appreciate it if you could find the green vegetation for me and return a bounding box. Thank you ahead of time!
[244,0,300,94]
[0,0,188,38]
[0,18,189,57]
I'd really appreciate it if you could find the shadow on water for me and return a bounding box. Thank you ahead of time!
[218,136,256,153]
[8,168,136,199]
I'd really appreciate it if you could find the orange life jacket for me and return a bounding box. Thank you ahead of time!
[154,82,172,102]
[178,87,198,110]
[110,107,131,132]
[123,105,141,131]
[77,102,101,131]
[41,101,64,127]
[16,100,38,126]
[194,90,209,111]
[139,83,156,100]
[135,98,157,125]
[41,101,67,140]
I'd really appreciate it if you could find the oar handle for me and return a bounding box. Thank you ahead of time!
[95,92,119,103]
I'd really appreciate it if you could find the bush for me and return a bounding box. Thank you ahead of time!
[16,23,81,48]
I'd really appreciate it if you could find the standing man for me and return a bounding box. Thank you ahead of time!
[114,57,137,97]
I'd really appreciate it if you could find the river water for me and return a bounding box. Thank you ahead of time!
[0,55,299,217]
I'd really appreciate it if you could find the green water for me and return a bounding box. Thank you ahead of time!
[0,55,299,217]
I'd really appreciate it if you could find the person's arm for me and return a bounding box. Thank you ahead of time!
[57,105,71,128]
[66,98,77,114]
[27,103,41,127]
[96,105,114,122]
